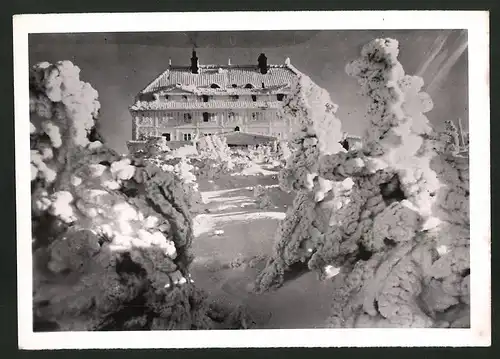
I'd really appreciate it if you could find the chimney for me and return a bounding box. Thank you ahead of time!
[228,58,232,66]
[168,58,172,67]
[258,53,268,74]
[190,50,199,74]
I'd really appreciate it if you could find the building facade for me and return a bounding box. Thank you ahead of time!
[127,52,300,151]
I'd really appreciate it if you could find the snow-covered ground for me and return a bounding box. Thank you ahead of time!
[191,166,337,329]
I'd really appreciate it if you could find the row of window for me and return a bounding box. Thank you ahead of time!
[182,112,217,123]
[158,132,215,141]
[137,111,273,127]
[180,111,269,124]
[209,83,261,90]
[163,93,286,102]
[155,132,191,141]
[142,129,282,142]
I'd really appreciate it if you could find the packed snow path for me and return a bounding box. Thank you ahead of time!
[190,171,336,328]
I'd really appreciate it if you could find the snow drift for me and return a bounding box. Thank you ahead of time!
[255,39,469,328]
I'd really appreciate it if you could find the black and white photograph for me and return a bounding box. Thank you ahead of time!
[14,11,490,349]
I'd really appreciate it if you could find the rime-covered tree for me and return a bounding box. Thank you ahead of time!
[30,61,250,331]
[255,39,469,328]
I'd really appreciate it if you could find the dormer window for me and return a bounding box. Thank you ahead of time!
[202,95,209,102]
[230,95,239,100]
[210,84,220,89]
[245,84,254,89]
[183,113,192,123]
[277,94,285,101]
[251,95,257,102]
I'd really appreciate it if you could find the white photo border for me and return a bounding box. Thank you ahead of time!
[13,10,491,349]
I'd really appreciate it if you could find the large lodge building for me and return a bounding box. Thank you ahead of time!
[126,51,362,152]
[127,51,302,151]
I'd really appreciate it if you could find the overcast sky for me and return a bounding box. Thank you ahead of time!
[29,30,468,153]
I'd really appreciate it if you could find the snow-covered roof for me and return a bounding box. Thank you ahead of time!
[130,100,284,111]
[153,83,290,96]
[140,63,299,95]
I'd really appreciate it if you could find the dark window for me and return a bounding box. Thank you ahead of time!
[210,84,220,89]
[232,84,238,88]
[202,95,209,102]
[245,84,254,89]
[261,82,265,88]
[203,112,209,122]
[251,95,257,102]
[162,133,171,141]
[234,126,240,132]
[230,95,239,100]
[277,94,285,101]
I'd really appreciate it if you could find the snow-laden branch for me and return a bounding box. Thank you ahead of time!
[255,39,470,329]
[30,61,248,331]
